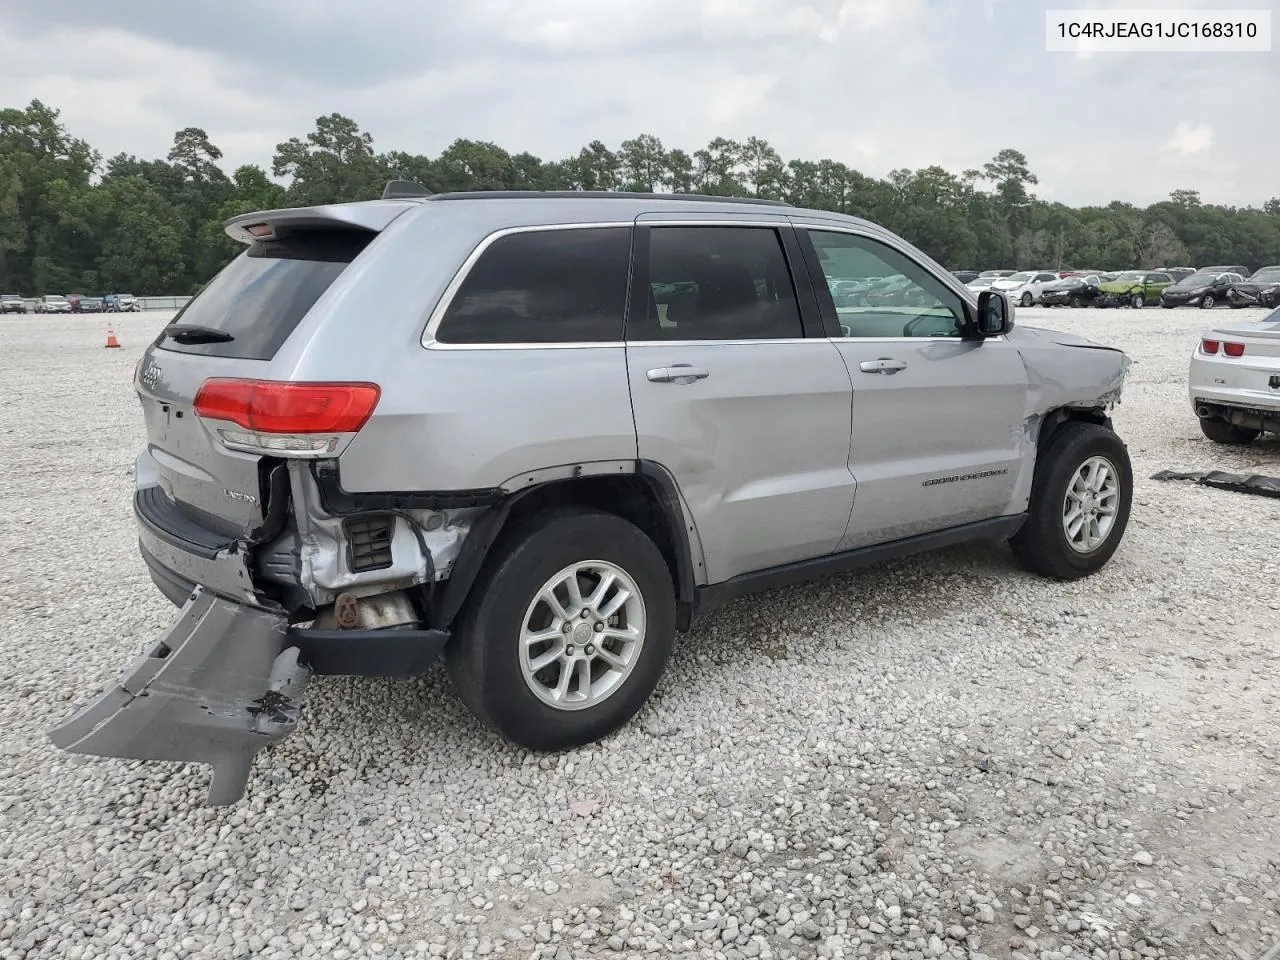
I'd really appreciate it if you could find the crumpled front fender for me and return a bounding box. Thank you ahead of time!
[47,587,310,805]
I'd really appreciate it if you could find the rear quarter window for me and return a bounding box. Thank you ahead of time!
[434,226,632,345]
[156,227,374,360]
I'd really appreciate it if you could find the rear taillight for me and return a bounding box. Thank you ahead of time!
[194,379,380,457]
[1223,342,1246,357]
[1201,339,1220,354]
[246,223,273,238]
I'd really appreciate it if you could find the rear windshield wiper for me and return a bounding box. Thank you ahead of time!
[164,324,235,344]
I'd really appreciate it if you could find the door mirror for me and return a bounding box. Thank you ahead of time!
[975,290,1012,337]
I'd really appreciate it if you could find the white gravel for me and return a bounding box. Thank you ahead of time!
[1,306,1279,960]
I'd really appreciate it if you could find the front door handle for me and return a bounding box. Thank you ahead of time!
[859,358,907,374]
[647,364,709,383]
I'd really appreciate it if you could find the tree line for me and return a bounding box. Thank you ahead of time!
[3,98,1279,296]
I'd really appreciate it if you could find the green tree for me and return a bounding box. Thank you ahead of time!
[618,134,667,192]
[273,113,384,205]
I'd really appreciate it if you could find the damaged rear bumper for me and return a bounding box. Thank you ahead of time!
[48,588,307,805]
[47,587,449,805]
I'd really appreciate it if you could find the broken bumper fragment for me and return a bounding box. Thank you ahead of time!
[47,587,310,806]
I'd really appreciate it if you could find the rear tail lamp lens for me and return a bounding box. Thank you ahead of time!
[193,379,381,433]
[1223,342,1245,357]
[1201,339,1220,354]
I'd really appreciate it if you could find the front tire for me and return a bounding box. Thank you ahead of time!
[1020,292,1033,307]
[1198,417,1259,445]
[1200,293,1216,309]
[1070,294,1082,308]
[447,509,676,751]
[1010,422,1133,580]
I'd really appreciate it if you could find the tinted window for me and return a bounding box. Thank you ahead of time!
[805,230,965,338]
[1149,274,1172,283]
[631,227,803,341]
[436,227,631,344]
[1036,273,1057,282]
[157,228,373,360]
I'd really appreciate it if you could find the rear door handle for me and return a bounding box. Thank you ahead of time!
[647,364,709,383]
[859,358,907,374]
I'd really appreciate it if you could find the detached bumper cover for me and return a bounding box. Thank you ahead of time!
[47,587,309,806]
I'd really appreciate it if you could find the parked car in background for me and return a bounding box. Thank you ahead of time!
[1226,265,1280,309]
[1200,264,1250,279]
[74,296,104,313]
[35,295,71,314]
[1,294,25,314]
[1039,275,1103,308]
[1189,304,1280,444]
[1160,267,1197,282]
[104,293,140,312]
[991,270,1060,306]
[828,278,878,307]
[978,269,1015,278]
[1160,270,1245,309]
[1095,271,1174,308]
[965,275,1001,295]
[951,270,981,284]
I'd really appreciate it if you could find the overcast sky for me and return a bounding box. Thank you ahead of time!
[2,0,1276,207]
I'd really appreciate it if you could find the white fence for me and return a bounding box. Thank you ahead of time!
[138,297,193,312]
[8,296,192,313]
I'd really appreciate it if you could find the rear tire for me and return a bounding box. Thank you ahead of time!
[1198,417,1259,445]
[1010,422,1133,580]
[1130,294,1143,309]
[447,509,676,751]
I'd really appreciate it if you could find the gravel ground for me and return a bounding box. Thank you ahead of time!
[1,307,1279,960]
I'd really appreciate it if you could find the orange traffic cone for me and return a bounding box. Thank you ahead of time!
[105,326,120,349]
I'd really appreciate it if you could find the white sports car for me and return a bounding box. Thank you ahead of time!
[1189,305,1280,443]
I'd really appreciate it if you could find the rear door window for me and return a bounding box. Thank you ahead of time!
[435,226,632,345]
[632,226,805,341]
[156,227,374,360]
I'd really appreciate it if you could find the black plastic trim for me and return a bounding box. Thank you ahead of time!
[425,499,515,630]
[635,461,698,631]
[310,461,504,514]
[427,191,791,207]
[624,224,653,341]
[247,462,291,545]
[134,487,235,561]
[693,515,1027,616]
[778,225,829,339]
[289,627,449,678]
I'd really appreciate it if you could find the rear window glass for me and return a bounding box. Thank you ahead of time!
[156,228,373,360]
[435,227,632,344]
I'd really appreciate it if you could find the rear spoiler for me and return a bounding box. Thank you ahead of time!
[224,198,423,245]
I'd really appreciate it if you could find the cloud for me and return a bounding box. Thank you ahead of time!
[0,0,1276,208]
[1162,122,1213,156]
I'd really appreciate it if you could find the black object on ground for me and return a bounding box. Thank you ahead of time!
[1151,469,1280,499]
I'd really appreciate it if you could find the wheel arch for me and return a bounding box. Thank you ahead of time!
[426,462,700,634]
[1037,406,1113,457]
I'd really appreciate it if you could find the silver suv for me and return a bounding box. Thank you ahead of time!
[50,186,1136,804]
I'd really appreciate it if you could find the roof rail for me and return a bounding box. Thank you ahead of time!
[382,180,434,200]
[425,190,792,207]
